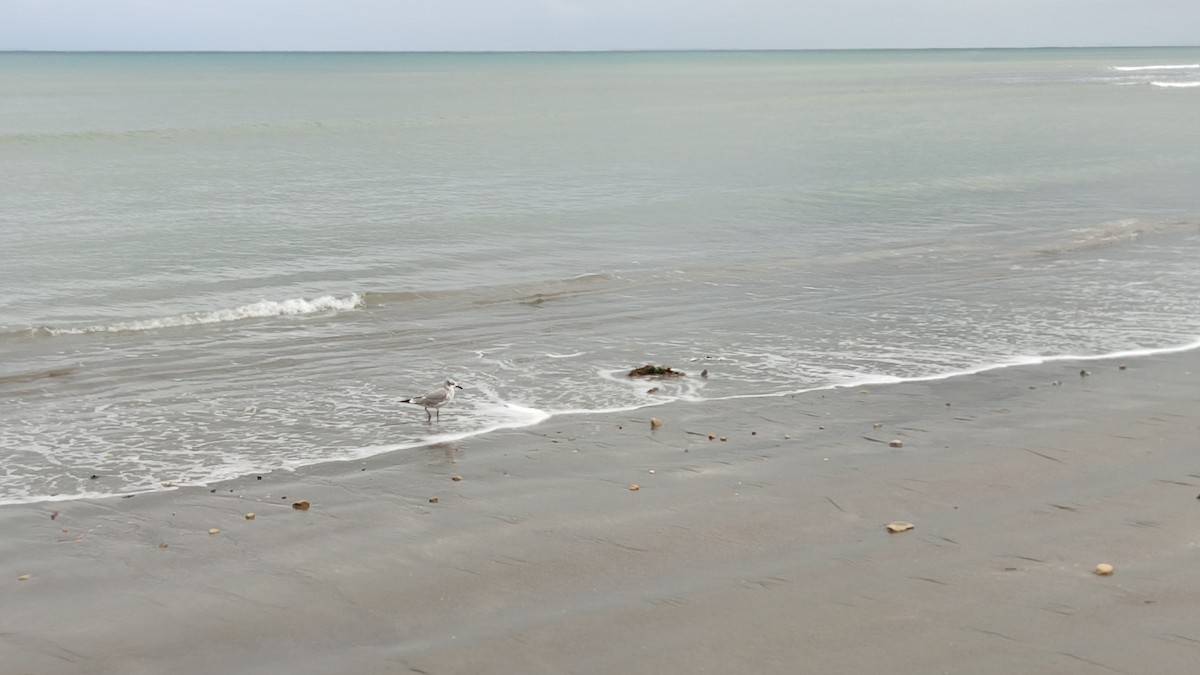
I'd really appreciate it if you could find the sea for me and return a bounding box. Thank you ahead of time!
[2,48,1199,505]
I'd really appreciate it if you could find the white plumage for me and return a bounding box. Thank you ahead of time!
[401,378,463,421]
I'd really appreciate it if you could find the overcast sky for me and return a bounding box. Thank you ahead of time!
[3,0,1197,51]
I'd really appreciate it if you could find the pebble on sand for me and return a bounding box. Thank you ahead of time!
[629,484,640,491]
[292,500,310,511]
[1095,563,1114,576]
[885,521,915,533]
[208,528,220,535]
[1119,364,1127,370]
[889,439,904,448]
[18,574,32,581]
[872,423,883,429]
[451,475,463,482]
[650,417,663,430]
[50,510,58,520]
[1080,369,1091,377]
[244,513,255,521]
[429,497,439,504]
[158,543,168,549]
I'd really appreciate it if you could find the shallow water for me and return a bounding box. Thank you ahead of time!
[2,48,1199,503]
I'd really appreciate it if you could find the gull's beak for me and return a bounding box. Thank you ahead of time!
[455,384,464,389]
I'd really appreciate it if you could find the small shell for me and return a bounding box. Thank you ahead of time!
[208,528,221,535]
[18,574,32,581]
[650,417,663,430]
[628,484,640,491]
[159,542,169,549]
[451,475,463,482]
[889,439,904,448]
[1095,563,1114,576]
[428,497,439,504]
[872,423,883,429]
[291,500,310,511]
[885,521,915,533]
[244,513,255,521]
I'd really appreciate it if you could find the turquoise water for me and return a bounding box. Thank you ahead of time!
[2,48,1199,504]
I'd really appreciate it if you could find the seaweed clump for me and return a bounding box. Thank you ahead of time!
[627,364,686,378]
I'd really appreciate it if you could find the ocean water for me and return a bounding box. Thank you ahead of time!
[2,48,1199,505]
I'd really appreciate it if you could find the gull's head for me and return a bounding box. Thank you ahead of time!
[445,378,463,389]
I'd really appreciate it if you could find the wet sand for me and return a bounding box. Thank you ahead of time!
[3,350,1199,674]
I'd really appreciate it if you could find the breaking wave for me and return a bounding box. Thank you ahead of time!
[1110,64,1200,72]
[31,293,364,336]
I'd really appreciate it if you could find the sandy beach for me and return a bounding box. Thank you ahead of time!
[3,349,1199,674]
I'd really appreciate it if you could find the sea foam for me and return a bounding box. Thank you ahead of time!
[1111,64,1200,71]
[43,293,364,335]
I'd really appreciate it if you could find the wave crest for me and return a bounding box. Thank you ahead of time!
[38,293,364,336]
[1110,64,1200,72]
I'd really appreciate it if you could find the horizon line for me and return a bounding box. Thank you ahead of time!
[2,44,1197,55]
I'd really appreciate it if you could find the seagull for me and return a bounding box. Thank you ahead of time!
[401,378,463,421]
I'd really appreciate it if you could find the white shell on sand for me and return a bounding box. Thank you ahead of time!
[886,521,915,533]
[1095,563,1114,576]
[889,439,903,448]
[650,418,663,430]
[208,528,220,535]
